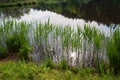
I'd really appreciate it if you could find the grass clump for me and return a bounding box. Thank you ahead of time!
[0,19,120,76]
[0,24,7,58]
[0,61,119,80]
[0,20,32,61]
[0,47,7,58]
[41,58,54,69]
[107,26,120,74]
[59,59,69,70]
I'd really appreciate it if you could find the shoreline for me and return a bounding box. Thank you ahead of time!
[0,1,37,8]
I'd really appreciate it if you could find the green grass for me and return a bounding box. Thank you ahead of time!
[107,26,120,74]
[0,20,32,60]
[0,61,119,80]
[0,20,120,76]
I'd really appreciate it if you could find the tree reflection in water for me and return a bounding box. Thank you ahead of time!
[0,7,30,19]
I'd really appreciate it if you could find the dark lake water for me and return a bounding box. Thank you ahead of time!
[0,1,119,24]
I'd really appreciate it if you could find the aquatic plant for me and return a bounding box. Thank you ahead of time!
[0,20,120,75]
[0,20,32,60]
[107,26,120,74]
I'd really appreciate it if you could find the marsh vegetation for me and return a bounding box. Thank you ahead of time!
[0,0,120,79]
[0,20,120,75]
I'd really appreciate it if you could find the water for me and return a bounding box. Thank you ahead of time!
[0,2,117,35]
[0,0,120,25]
[18,9,111,36]
[15,9,110,66]
[0,7,113,35]
[0,2,119,66]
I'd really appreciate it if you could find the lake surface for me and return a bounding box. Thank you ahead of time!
[0,7,115,36]
[19,9,112,35]
[0,1,119,36]
[0,1,120,24]
[0,1,119,65]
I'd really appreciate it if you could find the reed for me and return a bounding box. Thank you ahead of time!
[107,26,120,74]
[0,20,32,60]
[0,20,120,74]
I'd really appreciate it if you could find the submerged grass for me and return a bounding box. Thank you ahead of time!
[0,20,32,60]
[107,26,120,74]
[0,20,120,75]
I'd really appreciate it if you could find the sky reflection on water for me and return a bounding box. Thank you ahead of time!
[19,9,113,36]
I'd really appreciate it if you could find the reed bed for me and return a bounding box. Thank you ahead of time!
[0,20,119,74]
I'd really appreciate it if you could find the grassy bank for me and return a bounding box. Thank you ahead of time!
[0,20,120,76]
[0,0,66,8]
[0,1,37,8]
[0,61,119,80]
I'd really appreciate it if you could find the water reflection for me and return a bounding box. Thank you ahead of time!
[19,9,112,36]
[0,1,119,25]
[0,7,30,19]
[0,8,115,65]
[35,0,120,25]
[0,6,115,36]
[19,9,112,64]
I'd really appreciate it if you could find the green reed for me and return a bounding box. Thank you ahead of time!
[0,20,32,60]
[0,20,120,74]
[107,26,120,74]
